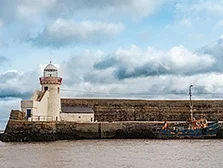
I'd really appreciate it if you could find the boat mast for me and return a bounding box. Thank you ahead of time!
[189,85,194,121]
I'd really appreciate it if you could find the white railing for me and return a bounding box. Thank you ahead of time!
[28,116,53,122]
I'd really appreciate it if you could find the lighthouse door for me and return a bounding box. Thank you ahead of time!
[26,109,31,119]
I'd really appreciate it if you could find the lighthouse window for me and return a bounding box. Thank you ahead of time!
[58,87,60,93]
[44,86,48,91]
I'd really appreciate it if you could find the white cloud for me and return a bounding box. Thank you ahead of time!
[93,45,215,79]
[0,0,166,24]
[47,0,166,20]
[180,18,192,27]
[0,0,56,23]
[28,19,125,47]
[216,20,223,27]
[164,18,193,31]
[59,43,222,100]
[16,4,40,23]
[60,49,104,85]
[190,1,223,16]
[61,72,223,100]
[176,0,223,18]
[0,69,40,99]
[168,45,214,74]
[110,0,165,20]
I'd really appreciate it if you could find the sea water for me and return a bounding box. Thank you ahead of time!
[0,139,222,168]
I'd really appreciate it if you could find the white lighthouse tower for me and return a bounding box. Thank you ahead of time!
[21,61,95,122]
[39,61,62,121]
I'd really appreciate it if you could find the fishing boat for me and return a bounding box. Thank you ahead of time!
[152,85,219,139]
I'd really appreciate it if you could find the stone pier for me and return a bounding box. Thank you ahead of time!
[1,120,223,142]
[1,99,223,142]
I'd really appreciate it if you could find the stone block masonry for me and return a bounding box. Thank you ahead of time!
[61,99,223,122]
[56,122,100,140]
[1,120,223,142]
[9,110,26,120]
[2,120,57,142]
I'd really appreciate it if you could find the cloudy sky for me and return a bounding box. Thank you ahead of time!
[1,0,223,129]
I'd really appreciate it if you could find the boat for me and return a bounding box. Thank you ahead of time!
[152,85,219,139]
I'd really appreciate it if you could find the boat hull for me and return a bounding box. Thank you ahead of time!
[152,122,219,139]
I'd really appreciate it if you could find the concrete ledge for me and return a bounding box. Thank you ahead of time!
[76,123,100,139]
[101,122,123,138]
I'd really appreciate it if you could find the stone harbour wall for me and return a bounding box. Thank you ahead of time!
[9,110,26,120]
[1,120,223,142]
[2,120,57,142]
[1,120,156,142]
[61,99,223,122]
[56,122,100,140]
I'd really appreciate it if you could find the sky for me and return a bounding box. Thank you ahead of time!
[1,0,223,129]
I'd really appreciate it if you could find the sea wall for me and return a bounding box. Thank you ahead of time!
[56,121,156,139]
[2,100,223,142]
[56,121,100,140]
[61,99,223,121]
[1,120,223,142]
[2,120,57,142]
[1,120,156,142]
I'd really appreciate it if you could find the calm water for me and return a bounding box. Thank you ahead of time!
[0,139,222,168]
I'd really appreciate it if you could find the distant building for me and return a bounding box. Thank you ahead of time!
[21,62,94,122]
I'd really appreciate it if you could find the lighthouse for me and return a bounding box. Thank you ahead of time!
[39,62,62,121]
[21,61,94,122]
[21,61,62,121]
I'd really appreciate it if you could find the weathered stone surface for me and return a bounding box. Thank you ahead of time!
[76,123,100,139]
[119,122,156,138]
[9,110,26,120]
[61,99,223,121]
[56,122,77,140]
[2,120,57,142]
[2,119,222,142]
[101,122,122,138]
